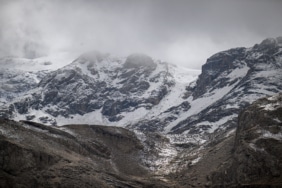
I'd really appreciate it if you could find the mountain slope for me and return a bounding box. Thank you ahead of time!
[131,37,282,135]
[2,52,199,127]
[0,53,74,119]
[0,119,175,188]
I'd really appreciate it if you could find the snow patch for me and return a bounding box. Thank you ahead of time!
[261,131,282,141]
[195,114,237,133]
[191,156,202,165]
[168,133,207,145]
[249,143,264,152]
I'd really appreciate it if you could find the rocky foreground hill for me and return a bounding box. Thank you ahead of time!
[0,92,281,187]
[211,93,282,187]
[0,119,171,187]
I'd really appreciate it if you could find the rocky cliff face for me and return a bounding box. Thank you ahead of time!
[211,93,282,187]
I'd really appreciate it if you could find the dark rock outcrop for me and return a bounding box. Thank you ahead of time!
[192,47,246,99]
[211,93,282,187]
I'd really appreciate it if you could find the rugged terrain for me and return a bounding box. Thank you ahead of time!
[0,119,175,188]
[1,37,282,138]
[0,37,282,187]
[0,93,281,187]
[211,93,282,187]
[0,52,199,127]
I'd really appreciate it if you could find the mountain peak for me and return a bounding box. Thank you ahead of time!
[253,37,282,55]
[259,37,278,47]
[276,36,282,44]
[124,53,156,69]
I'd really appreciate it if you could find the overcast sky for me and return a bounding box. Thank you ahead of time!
[0,0,282,69]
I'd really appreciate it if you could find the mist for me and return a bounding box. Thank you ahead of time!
[1,0,282,69]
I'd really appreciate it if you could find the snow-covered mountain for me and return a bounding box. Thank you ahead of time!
[169,37,282,134]
[0,51,200,127]
[130,37,282,136]
[1,37,282,188]
[1,37,282,138]
[0,52,75,101]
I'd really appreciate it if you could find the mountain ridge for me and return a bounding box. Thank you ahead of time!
[0,37,281,137]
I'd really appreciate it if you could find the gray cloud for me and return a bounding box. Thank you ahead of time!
[1,0,282,69]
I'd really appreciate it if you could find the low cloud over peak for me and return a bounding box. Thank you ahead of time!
[1,0,281,69]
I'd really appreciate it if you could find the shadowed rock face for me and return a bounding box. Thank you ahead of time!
[211,93,282,187]
[191,37,282,101]
[192,47,246,99]
[0,119,173,188]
